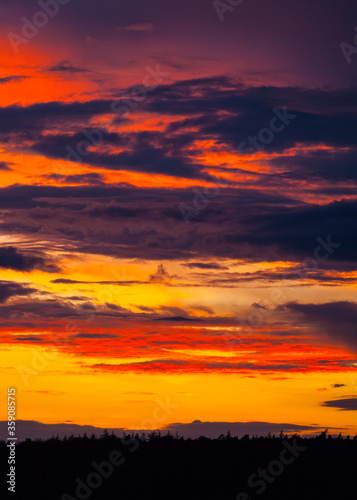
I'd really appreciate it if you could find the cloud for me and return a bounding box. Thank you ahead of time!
[0,183,356,269]
[0,418,331,441]
[89,203,147,219]
[123,23,154,32]
[282,301,357,352]
[320,397,357,411]
[32,130,207,180]
[45,61,90,73]
[0,99,111,137]
[149,264,172,283]
[46,173,105,185]
[91,359,305,374]
[149,81,357,155]
[155,316,202,322]
[0,297,97,322]
[269,148,357,182]
[0,420,125,442]
[182,262,229,270]
[0,247,59,273]
[2,79,357,183]
[332,384,346,388]
[51,279,89,284]
[0,281,35,303]
[0,75,26,84]
[51,279,142,285]
[15,336,44,342]
[0,161,12,171]
[162,420,326,439]
[73,333,117,339]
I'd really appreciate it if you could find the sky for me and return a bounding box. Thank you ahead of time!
[0,0,357,438]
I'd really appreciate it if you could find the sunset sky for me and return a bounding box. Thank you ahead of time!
[0,0,357,437]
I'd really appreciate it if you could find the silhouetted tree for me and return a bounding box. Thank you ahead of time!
[1,430,356,500]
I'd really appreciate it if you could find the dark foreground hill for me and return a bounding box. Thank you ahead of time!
[1,431,356,500]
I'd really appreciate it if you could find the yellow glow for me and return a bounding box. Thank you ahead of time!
[1,345,356,435]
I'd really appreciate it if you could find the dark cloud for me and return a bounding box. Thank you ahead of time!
[32,130,207,180]
[0,418,331,441]
[0,294,216,327]
[182,262,229,270]
[163,420,325,439]
[51,279,143,285]
[0,99,111,136]
[332,384,346,388]
[225,198,357,265]
[0,246,59,273]
[2,80,357,182]
[321,397,357,411]
[15,336,43,342]
[46,173,105,185]
[0,184,356,267]
[203,266,357,288]
[149,81,357,156]
[89,204,147,219]
[155,316,202,322]
[0,161,12,170]
[92,359,302,373]
[270,149,357,182]
[45,61,90,73]
[282,301,357,352]
[0,281,34,303]
[51,279,89,284]
[73,333,117,339]
[0,298,83,320]
[0,75,26,84]
[149,264,172,283]
[0,419,126,442]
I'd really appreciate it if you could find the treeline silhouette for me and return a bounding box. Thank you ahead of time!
[1,430,356,499]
